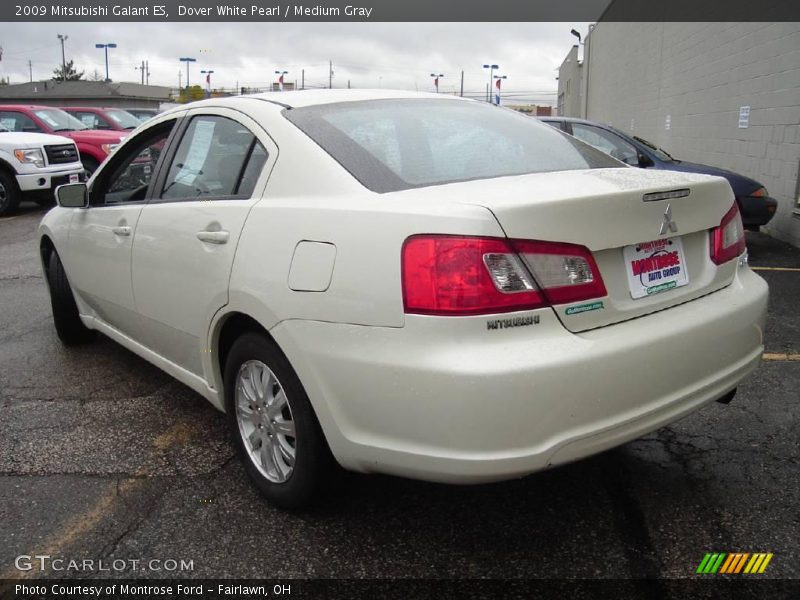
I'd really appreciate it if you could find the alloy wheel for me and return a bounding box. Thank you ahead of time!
[235,360,296,483]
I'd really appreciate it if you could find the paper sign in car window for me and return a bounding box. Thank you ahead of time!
[0,118,15,130]
[174,120,216,185]
[34,112,60,128]
[80,115,96,127]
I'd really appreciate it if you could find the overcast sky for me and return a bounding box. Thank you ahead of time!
[0,22,589,105]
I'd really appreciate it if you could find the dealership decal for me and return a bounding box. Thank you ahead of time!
[565,301,604,315]
[486,315,539,330]
[623,237,689,299]
[696,552,773,574]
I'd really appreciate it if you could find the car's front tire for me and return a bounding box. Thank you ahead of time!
[46,250,96,345]
[0,170,20,217]
[224,332,332,508]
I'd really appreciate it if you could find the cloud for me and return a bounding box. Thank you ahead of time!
[0,22,589,104]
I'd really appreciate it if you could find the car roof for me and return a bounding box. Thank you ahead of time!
[163,89,470,115]
[0,104,61,110]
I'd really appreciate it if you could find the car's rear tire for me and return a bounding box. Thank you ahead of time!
[46,250,96,345]
[0,170,21,217]
[224,332,332,508]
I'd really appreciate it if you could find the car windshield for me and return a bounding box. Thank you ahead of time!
[105,109,141,129]
[284,99,622,193]
[633,135,675,162]
[33,109,88,132]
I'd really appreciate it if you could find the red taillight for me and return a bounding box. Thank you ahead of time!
[402,235,545,315]
[402,235,606,316]
[710,203,746,265]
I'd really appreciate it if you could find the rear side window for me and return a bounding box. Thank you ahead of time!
[160,115,267,200]
[284,99,621,193]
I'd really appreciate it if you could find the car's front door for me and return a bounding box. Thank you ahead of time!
[65,118,178,336]
[130,109,273,377]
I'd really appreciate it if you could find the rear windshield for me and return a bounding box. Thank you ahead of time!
[284,99,622,193]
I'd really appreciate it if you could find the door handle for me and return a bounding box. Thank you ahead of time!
[196,230,230,244]
[112,226,132,236]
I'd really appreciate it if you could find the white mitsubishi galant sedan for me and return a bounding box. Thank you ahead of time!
[40,90,768,507]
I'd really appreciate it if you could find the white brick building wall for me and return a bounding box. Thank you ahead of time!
[578,23,800,246]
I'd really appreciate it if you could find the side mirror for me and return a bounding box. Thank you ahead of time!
[638,153,655,168]
[55,183,89,208]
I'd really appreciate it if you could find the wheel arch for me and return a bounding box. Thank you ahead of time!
[211,310,338,461]
[39,234,57,278]
[213,312,276,390]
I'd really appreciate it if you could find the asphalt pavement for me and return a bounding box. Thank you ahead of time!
[0,201,798,587]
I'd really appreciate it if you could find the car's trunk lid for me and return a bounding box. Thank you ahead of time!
[413,168,739,333]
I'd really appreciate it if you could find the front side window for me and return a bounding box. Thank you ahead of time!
[571,124,639,166]
[91,121,175,205]
[284,99,621,193]
[160,116,266,201]
[0,111,41,133]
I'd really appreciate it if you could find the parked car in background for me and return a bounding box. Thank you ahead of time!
[62,106,142,132]
[123,108,159,123]
[0,130,83,216]
[40,91,767,507]
[0,105,127,177]
[540,117,778,230]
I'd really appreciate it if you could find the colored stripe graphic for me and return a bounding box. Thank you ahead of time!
[758,553,773,573]
[698,552,773,574]
[697,553,727,573]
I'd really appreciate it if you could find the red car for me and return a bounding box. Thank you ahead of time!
[0,105,127,176]
[62,106,141,133]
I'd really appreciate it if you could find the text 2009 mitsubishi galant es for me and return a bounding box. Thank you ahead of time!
[39,90,768,507]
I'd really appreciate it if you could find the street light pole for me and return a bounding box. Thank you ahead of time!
[430,73,444,93]
[57,34,68,80]
[179,57,196,90]
[95,43,117,82]
[482,63,499,103]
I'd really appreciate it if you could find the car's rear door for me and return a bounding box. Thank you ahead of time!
[130,108,275,376]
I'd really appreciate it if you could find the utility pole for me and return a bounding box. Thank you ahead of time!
[57,34,68,81]
[139,60,145,84]
[28,60,33,82]
[178,70,182,89]
[460,70,464,97]
[347,80,350,89]
[146,60,150,85]
[301,69,304,90]
[329,61,332,88]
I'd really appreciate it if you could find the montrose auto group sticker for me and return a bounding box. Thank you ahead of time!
[623,237,689,299]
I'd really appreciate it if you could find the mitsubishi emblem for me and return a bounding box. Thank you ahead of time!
[659,203,678,235]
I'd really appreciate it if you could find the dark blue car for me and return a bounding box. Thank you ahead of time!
[540,117,778,230]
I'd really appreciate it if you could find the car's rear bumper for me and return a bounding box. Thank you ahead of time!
[271,265,768,483]
[739,194,778,228]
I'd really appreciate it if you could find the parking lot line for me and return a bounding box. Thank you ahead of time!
[0,216,18,222]
[751,266,800,272]
[762,352,800,362]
